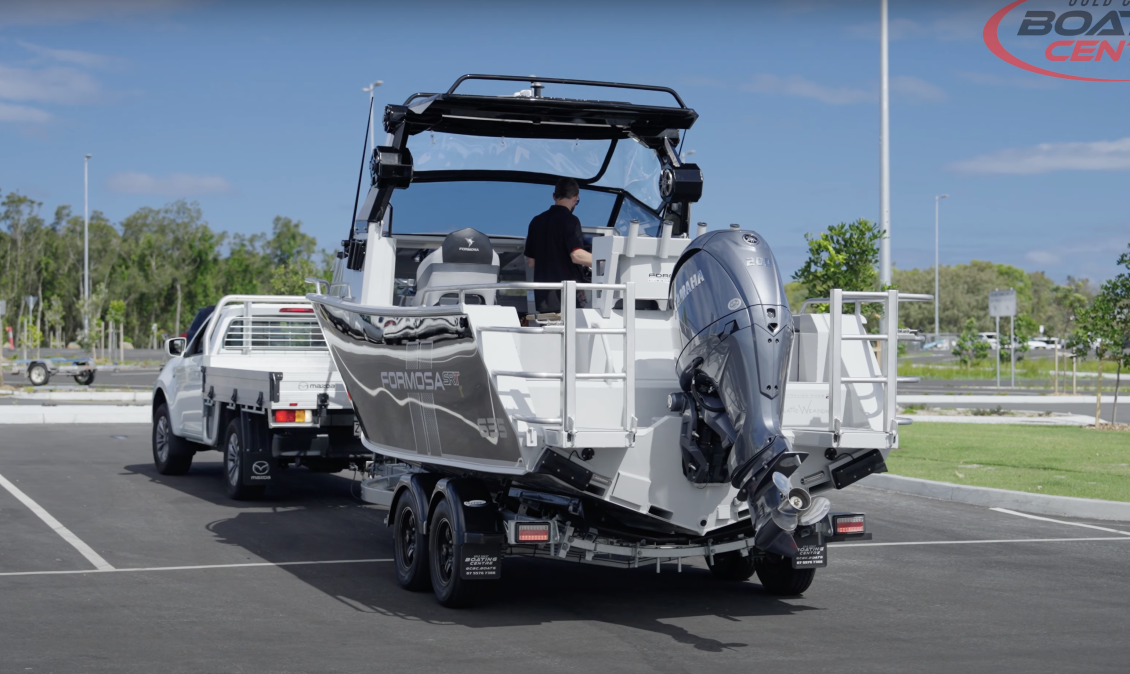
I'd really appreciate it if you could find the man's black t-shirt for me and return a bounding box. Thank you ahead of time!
[524,204,584,312]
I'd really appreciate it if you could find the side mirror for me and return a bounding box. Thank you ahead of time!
[165,337,186,358]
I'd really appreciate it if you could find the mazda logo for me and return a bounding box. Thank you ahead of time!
[252,461,270,475]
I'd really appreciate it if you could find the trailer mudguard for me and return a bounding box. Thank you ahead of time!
[430,478,504,580]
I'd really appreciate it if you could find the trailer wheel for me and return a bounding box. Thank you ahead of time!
[392,489,431,591]
[428,498,479,608]
[73,370,95,386]
[755,555,815,596]
[706,551,757,581]
[28,363,50,386]
[223,418,265,500]
[152,404,193,475]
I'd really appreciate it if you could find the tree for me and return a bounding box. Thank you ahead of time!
[953,318,990,366]
[1069,244,1130,425]
[270,259,320,295]
[793,219,884,299]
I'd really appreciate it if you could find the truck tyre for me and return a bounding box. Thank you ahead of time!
[428,497,479,608]
[153,404,194,475]
[706,551,757,581]
[28,363,50,386]
[223,418,265,500]
[393,488,431,592]
[755,555,815,596]
[73,370,95,386]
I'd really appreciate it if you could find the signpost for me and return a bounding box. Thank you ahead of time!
[989,289,1017,388]
[22,296,37,361]
[0,300,6,385]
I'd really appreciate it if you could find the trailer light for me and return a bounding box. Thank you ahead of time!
[833,515,865,535]
[516,522,551,542]
[274,410,310,423]
[279,307,314,313]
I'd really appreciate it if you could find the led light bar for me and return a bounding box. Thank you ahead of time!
[279,307,314,313]
[516,522,551,543]
[833,514,866,535]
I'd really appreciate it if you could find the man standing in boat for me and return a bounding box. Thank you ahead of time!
[524,177,593,313]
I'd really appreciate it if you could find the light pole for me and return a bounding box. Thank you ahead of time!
[84,153,91,350]
[878,0,891,288]
[362,80,383,152]
[934,194,948,342]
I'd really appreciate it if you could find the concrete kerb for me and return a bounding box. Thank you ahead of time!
[861,473,1130,522]
[0,406,150,424]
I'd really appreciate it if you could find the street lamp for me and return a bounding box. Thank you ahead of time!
[362,80,383,152]
[84,153,91,350]
[934,193,948,342]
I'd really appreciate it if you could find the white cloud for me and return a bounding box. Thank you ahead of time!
[0,101,52,123]
[890,75,946,101]
[18,41,128,70]
[107,172,234,196]
[1025,250,1061,266]
[954,71,1057,90]
[0,64,101,104]
[948,138,1130,175]
[741,74,872,105]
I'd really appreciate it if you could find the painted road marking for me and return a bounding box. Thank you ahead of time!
[832,536,1130,548]
[0,558,393,578]
[0,470,114,571]
[991,508,1130,536]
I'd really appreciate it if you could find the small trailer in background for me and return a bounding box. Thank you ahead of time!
[7,358,97,386]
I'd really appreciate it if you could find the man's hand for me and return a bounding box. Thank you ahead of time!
[526,257,535,268]
[570,249,593,267]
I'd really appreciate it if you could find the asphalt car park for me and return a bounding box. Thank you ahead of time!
[1,425,1128,673]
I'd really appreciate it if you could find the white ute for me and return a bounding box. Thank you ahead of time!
[151,295,365,499]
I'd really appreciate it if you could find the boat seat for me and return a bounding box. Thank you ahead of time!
[411,227,500,306]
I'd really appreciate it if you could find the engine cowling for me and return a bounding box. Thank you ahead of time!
[669,228,811,556]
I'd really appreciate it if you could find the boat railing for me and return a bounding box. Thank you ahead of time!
[420,280,638,448]
[805,290,933,442]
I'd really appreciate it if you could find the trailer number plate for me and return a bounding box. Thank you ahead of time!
[354,421,362,438]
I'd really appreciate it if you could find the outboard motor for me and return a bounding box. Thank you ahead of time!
[668,228,829,557]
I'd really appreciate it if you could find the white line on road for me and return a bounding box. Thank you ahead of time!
[991,507,1130,536]
[0,471,114,571]
[832,536,1130,548]
[0,558,393,578]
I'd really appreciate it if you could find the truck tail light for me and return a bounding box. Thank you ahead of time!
[516,522,550,542]
[274,410,310,423]
[279,307,314,313]
[833,514,865,535]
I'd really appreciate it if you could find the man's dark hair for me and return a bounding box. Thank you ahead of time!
[553,177,580,200]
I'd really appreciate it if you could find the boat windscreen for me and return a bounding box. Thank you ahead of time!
[408,133,664,209]
[388,181,664,238]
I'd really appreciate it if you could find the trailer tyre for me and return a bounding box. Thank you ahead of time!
[28,363,50,386]
[223,418,266,501]
[393,489,431,592]
[428,498,479,608]
[73,370,95,386]
[755,555,815,596]
[706,551,757,581]
[153,404,193,475]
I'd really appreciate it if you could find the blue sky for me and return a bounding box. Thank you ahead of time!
[2,0,1128,283]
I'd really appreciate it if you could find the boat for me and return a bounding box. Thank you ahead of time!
[307,74,930,606]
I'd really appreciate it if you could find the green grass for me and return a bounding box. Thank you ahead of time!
[887,424,1130,502]
[898,359,1107,381]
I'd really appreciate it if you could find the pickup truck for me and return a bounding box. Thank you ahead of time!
[151,295,366,499]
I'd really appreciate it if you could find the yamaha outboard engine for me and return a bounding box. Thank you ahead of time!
[668,227,829,557]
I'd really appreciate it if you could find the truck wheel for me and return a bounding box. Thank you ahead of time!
[224,418,265,500]
[706,551,757,581]
[393,489,431,591]
[153,404,194,475]
[73,370,95,386]
[28,363,50,386]
[428,498,479,608]
[755,555,815,596]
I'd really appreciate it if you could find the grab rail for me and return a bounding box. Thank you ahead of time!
[201,295,310,358]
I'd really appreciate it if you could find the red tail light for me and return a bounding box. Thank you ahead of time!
[273,410,310,423]
[833,515,865,535]
[279,307,314,313]
[516,522,551,542]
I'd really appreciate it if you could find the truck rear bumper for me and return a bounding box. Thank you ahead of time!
[271,430,367,458]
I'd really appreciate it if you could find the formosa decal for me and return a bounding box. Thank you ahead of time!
[985,0,1130,82]
[380,370,460,391]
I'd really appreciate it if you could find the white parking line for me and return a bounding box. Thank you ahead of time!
[991,508,1130,535]
[832,536,1130,548]
[0,471,114,571]
[0,558,393,578]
